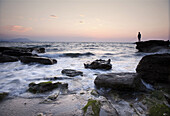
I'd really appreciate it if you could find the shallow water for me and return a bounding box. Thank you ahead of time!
[0,42,168,97]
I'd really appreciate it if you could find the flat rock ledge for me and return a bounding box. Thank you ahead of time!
[135,40,170,52]
[61,69,83,77]
[94,73,145,91]
[20,56,57,65]
[84,59,112,70]
[28,81,68,93]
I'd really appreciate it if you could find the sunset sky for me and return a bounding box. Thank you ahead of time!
[0,0,169,42]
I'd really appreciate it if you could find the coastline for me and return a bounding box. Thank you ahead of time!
[0,41,170,116]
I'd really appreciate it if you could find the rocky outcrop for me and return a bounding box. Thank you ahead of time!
[28,81,68,93]
[136,53,170,84]
[0,47,57,65]
[0,47,45,53]
[20,56,57,65]
[0,92,8,101]
[2,50,35,57]
[94,73,145,91]
[136,40,170,52]
[61,69,83,77]
[84,59,112,70]
[0,54,18,63]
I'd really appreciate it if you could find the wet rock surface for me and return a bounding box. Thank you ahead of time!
[2,50,35,57]
[20,56,57,65]
[84,59,112,70]
[0,92,8,101]
[0,47,49,64]
[135,40,170,52]
[136,53,170,84]
[0,54,18,63]
[28,81,68,93]
[0,47,45,53]
[94,73,145,91]
[61,69,83,77]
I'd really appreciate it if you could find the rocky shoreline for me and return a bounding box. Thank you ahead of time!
[0,42,170,116]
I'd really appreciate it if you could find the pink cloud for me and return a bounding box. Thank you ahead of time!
[50,15,58,18]
[5,25,32,32]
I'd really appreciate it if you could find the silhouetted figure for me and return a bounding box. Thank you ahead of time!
[138,32,141,42]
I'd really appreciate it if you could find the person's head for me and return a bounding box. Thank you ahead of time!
[138,32,140,34]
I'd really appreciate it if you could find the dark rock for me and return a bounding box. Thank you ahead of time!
[136,53,170,84]
[135,40,170,52]
[63,52,94,57]
[20,56,57,65]
[52,59,57,64]
[0,47,14,52]
[61,69,83,77]
[84,59,112,70]
[28,81,68,93]
[2,50,35,57]
[0,54,18,63]
[0,92,8,101]
[0,47,32,53]
[94,73,145,91]
[0,47,45,56]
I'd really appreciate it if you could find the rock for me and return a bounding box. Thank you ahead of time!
[84,59,112,70]
[0,54,18,63]
[91,89,99,97]
[63,52,94,58]
[28,81,68,93]
[149,104,170,116]
[136,53,170,84]
[47,94,59,100]
[20,56,57,65]
[94,73,145,91]
[0,47,31,53]
[0,47,14,52]
[37,113,44,116]
[135,40,170,52]
[0,47,46,53]
[0,92,8,101]
[61,69,83,77]
[0,47,45,57]
[2,50,35,57]
[82,98,119,116]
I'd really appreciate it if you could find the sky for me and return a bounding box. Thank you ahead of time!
[0,0,169,42]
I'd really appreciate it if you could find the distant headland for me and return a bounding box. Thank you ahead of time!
[0,38,33,42]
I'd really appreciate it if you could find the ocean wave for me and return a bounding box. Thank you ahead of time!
[62,52,95,58]
[39,53,60,58]
[104,53,114,55]
[39,52,95,58]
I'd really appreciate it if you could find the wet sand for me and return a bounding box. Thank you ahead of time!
[0,94,85,116]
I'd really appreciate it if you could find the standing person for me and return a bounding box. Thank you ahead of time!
[138,32,141,42]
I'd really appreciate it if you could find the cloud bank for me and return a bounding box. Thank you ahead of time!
[5,25,32,32]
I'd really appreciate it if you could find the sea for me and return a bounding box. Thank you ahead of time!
[0,42,169,98]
